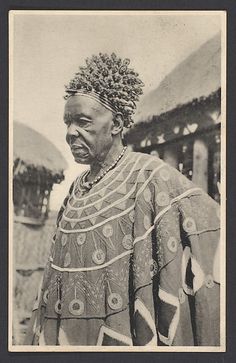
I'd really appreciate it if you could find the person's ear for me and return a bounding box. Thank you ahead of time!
[111,113,124,135]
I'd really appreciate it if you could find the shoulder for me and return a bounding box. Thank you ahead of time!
[129,151,163,171]
[130,151,174,183]
[131,151,217,205]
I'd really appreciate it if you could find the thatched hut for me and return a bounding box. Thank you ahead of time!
[13,121,68,344]
[125,33,221,202]
[13,121,67,224]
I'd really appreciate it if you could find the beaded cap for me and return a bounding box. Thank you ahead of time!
[64,53,144,128]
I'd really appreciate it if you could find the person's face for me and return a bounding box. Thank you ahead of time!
[64,95,115,165]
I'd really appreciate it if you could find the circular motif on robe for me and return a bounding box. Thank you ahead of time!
[149,259,158,277]
[43,289,49,304]
[122,234,133,250]
[69,299,84,316]
[205,274,214,289]
[64,252,71,267]
[108,293,123,310]
[144,188,151,202]
[129,210,135,223]
[156,192,170,207]
[160,168,170,181]
[55,299,62,315]
[77,233,86,245]
[178,288,186,304]
[167,237,178,253]
[92,249,106,265]
[61,234,67,247]
[102,224,113,238]
[183,217,197,233]
[144,215,151,230]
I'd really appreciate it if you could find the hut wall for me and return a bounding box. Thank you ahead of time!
[126,95,221,203]
[13,176,53,223]
[13,212,57,345]
[163,146,179,168]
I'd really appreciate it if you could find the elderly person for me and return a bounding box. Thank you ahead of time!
[25,53,220,346]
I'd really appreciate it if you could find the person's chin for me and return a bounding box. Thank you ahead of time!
[70,148,90,163]
[73,154,90,164]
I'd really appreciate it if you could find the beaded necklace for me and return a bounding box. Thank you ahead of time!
[80,146,127,193]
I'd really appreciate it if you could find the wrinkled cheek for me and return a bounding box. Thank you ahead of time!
[96,137,112,157]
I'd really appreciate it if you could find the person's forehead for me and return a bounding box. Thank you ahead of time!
[64,95,107,116]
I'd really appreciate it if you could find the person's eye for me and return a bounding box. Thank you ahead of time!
[79,119,91,128]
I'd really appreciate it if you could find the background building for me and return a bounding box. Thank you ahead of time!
[125,33,221,203]
[13,121,67,344]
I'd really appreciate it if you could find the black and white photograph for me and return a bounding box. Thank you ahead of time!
[9,10,226,351]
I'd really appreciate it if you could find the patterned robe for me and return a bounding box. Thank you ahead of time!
[25,151,220,346]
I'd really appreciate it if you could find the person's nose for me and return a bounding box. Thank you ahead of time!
[67,123,79,137]
[66,124,80,144]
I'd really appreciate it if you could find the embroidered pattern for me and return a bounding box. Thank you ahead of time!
[34,151,220,346]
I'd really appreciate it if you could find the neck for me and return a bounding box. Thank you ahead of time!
[89,139,124,181]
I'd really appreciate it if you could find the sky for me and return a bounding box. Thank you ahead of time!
[12,11,222,210]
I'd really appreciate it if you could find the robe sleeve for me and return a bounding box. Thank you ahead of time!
[131,163,220,346]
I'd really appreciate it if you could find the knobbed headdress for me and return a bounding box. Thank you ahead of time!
[64,53,144,128]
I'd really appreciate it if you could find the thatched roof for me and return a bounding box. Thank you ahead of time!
[125,89,220,147]
[134,32,221,123]
[13,121,67,175]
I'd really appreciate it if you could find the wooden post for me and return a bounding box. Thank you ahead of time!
[212,148,221,203]
[163,145,178,169]
[192,138,208,192]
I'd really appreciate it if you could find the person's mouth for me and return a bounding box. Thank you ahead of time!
[71,144,83,150]
[70,144,89,157]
